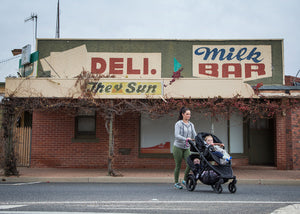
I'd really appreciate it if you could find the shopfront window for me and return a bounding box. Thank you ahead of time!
[75,109,96,139]
[140,113,175,154]
[140,111,244,155]
[193,113,228,149]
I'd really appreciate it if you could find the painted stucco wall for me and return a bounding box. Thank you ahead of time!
[36,39,284,85]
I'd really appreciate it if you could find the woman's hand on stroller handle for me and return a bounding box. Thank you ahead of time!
[187,139,195,145]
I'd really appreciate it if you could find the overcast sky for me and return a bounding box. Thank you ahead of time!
[0,0,299,82]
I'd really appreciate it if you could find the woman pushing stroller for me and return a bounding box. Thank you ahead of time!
[173,107,197,189]
[172,107,236,193]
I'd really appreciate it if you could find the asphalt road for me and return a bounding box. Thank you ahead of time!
[0,182,299,213]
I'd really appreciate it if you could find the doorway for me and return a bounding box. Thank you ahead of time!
[14,111,32,167]
[248,118,274,165]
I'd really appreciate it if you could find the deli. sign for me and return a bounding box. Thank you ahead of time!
[192,45,272,81]
[90,52,161,79]
[39,45,162,79]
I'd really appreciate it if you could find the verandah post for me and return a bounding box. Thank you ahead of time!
[107,111,114,176]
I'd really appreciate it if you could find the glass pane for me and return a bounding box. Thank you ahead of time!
[194,112,228,148]
[77,109,96,116]
[78,117,95,132]
[140,111,244,154]
[257,119,269,129]
[229,112,244,153]
[140,112,176,153]
[250,118,269,129]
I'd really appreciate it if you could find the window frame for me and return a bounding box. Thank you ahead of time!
[74,109,97,140]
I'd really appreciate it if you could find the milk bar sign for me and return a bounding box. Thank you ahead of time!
[39,41,277,83]
[192,45,272,81]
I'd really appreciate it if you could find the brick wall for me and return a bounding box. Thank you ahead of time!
[275,103,300,170]
[286,108,293,169]
[285,75,300,86]
[31,110,176,169]
[31,110,109,168]
[30,109,260,169]
[275,111,287,169]
[284,76,300,169]
[291,108,300,169]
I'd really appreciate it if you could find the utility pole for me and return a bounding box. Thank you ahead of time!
[56,0,60,38]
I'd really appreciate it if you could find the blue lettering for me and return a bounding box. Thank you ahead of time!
[236,48,248,61]
[194,47,263,63]
[194,47,226,61]
[246,47,263,63]
[225,48,235,60]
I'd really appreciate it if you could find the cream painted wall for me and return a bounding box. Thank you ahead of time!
[5,78,256,99]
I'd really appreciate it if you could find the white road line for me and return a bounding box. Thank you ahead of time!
[0,200,300,205]
[0,212,128,214]
[0,202,299,214]
[12,182,42,186]
[0,182,41,186]
[0,205,26,210]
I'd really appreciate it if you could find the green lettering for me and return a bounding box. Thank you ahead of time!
[126,82,136,93]
[105,85,112,93]
[136,84,147,93]
[146,85,157,93]
[88,82,97,92]
[95,82,105,93]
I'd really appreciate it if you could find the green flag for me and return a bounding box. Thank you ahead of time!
[174,58,182,72]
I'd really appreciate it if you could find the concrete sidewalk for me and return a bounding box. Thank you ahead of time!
[1,166,300,185]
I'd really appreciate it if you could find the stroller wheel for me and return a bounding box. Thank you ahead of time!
[211,185,215,191]
[186,174,196,191]
[228,182,237,193]
[213,183,223,194]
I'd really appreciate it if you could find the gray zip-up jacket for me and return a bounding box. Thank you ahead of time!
[174,120,197,149]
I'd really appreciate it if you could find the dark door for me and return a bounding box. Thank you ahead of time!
[248,118,274,165]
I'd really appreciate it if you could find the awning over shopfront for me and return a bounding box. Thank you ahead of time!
[257,85,300,98]
[5,78,257,99]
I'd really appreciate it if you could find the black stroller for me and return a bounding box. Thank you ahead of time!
[186,132,237,193]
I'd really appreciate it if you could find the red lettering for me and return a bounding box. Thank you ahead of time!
[143,58,149,75]
[127,58,140,74]
[92,57,156,76]
[198,63,218,77]
[91,58,106,74]
[245,63,265,78]
[222,64,242,78]
[109,58,123,74]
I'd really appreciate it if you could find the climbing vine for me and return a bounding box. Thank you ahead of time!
[1,71,299,176]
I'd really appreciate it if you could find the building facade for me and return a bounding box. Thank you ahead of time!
[4,39,300,170]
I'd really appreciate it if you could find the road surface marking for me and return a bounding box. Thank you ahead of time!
[0,205,26,210]
[0,182,41,186]
[1,200,300,205]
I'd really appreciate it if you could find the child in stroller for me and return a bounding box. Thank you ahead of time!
[204,135,232,165]
[186,132,237,193]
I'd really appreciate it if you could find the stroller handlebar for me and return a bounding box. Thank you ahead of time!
[188,139,196,147]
